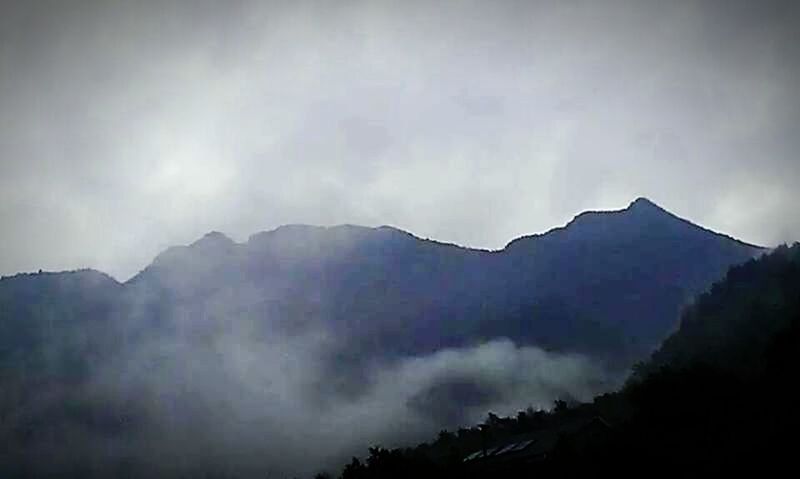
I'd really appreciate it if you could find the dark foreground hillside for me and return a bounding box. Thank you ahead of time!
[324,243,800,478]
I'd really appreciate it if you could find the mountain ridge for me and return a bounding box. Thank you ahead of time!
[103,197,763,367]
[0,196,769,476]
[10,196,760,285]
[125,197,763,283]
[505,197,763,251]
[0,197,765,367]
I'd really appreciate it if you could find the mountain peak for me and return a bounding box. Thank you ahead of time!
[627,197,663,212]
[563,197,671,229]
[505,197,713,250]
[191,231,235,248]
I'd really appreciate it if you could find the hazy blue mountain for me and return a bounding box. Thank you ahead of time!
[492,197,765,361]
[117,197,763,366]
[0,198,763,372]
[0,269,123,382]
[0,198,766,477]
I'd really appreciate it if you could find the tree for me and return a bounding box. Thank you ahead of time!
[339,457,366,479]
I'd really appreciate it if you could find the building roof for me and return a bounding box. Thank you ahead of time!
[462,416,611,464]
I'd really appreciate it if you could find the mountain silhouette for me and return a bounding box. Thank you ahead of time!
[110,197,762,367]
[0,198,766,476]
[0,198,765,369]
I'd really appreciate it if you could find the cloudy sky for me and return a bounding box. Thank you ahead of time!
[1,0,798,281]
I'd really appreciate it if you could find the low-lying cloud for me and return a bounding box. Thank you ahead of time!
[3,314,615,477]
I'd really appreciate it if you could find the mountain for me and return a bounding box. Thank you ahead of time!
[637,242,800,378]
[0,269,123,381]
[0,198,767,477]
[120,197,763,366]
[0,197,763,377]
[321,244,800,479]
[1,198,763,369]
[494,197,765,361]
[589,242,800,475]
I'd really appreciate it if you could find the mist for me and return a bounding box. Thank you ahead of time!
[3,304,613,477]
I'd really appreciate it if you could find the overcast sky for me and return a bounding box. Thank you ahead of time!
[1,0,798,281]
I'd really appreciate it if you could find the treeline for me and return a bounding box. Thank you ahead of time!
[320,243,800,478]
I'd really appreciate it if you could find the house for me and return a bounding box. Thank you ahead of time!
[462,416,612,469]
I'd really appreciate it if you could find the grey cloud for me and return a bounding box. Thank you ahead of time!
[89,328,611,477]
[3,295,612,477]
[1,0,799,280]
